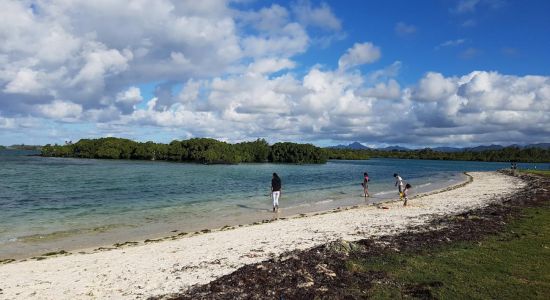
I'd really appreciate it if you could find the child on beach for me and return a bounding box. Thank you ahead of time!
[403,183,412,206]
[362,172,370,197]
[394,173,404,199]
[271,173,282,212]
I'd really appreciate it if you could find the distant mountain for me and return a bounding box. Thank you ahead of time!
[329,142,369,150]
[461,143,550,152]
[465,144,504,152]
[379,145,410,151]
[525,143,550,150]
[432,143,550,152]
[432,147,462,152]
[328,142,550,152]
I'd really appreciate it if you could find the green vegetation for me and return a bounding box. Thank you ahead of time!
[0,145,5,150]
[270,142,327,163]
[347,206,550,299]
[40,137,550,163]
[325,146,550,163]
[521,170,550,178]
[325,149,370,160]
[42,137,327,164]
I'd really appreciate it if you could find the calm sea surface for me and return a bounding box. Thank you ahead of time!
[0,150,545,258]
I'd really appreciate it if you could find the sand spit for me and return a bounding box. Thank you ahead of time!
[0,172,525,299]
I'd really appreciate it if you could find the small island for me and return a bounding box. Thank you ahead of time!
[41,137,328,164]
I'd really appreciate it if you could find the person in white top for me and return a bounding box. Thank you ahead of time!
[394,173,404,199]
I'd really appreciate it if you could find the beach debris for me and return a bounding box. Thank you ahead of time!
[242,252,261,258]
[144,238,164,244]
[221,225,233,231]
[297,280,314,288]
[94,246,116,251]
[0,258,15,264]
[315,264,337,277]
[44,250,68,256]
[113,241,139,248]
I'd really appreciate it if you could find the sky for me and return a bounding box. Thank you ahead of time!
[1,0,549,148]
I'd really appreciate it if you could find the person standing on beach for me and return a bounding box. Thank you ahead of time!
[403,183,412,206]
[362,172,370,197]
[271,173,282,212]
[394,173,404,200]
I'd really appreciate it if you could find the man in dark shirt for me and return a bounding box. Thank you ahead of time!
[271,173,282,212]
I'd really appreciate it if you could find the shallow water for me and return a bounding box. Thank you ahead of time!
[0,150,544,258]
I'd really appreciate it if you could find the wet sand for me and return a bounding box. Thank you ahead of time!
[0,171,525,299]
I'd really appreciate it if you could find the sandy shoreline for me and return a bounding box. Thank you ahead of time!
[0,171,525,299]
[0,172,466,260]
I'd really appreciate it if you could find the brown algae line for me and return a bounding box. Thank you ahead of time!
[4,172,475,263]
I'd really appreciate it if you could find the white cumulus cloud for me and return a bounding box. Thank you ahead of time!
[36,100,83,120]
[292,1,342,31]
[1,1,548,148]
[338,42,381,71]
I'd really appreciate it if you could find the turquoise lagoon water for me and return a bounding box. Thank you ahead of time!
[0,150,545,258]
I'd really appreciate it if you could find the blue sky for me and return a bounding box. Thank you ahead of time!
[278,0,550,83]
[0,0,549,147]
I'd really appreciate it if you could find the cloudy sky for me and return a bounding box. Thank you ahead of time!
[1,0,549,147]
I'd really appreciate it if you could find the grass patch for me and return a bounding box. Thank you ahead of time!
[521,169,550,178]
[348,205,550,299]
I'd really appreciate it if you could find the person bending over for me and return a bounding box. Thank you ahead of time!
[394,173,404,199]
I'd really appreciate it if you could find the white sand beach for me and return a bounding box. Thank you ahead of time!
[0,171,525,299]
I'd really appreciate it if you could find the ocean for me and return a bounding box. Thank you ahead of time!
[0,150,544,259]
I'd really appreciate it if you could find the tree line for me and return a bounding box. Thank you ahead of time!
[325,147,550,163]
[41,137,328,164]
[39,138,550,164]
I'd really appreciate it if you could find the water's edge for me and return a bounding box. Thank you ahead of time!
[2,172,471,261]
